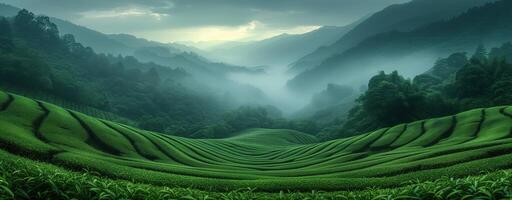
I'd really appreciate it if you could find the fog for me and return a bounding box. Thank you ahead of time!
[222,47,470,116]
[228,65,309,115]
[3,0,507,127]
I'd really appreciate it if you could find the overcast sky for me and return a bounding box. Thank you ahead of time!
[1,0,410,43]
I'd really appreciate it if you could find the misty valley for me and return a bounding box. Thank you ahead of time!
[1,0,512,199]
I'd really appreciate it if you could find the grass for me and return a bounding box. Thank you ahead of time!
[0,149,511,199]
[0,85,135,125]
[1,90,512,197]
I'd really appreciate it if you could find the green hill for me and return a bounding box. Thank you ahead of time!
[2,90,512,195]
[288,0,511,94]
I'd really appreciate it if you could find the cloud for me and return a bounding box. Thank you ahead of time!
[0,0,410,42]
[135,20,320,42]
[80,7,169,20]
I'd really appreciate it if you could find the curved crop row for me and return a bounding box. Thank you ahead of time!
[1,91,512,191]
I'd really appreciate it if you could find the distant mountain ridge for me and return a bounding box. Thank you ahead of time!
[288,0,499,75]
[0,3,199,56]
[287,0,509,93]
[206,24,357,67]
[0,3,262,85]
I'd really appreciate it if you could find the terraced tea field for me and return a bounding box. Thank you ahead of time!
[1,90,512,192]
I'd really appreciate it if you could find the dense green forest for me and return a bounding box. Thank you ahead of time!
[0,10,225,136]
[320,43,512,139]
[2,0,512,199]
[288,0,512,94]
[3,8,512,141]
[0,10,319,139]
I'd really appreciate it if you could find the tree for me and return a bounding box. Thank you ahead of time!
[13,10,60,46]
[335,71,426,137]
[362,71,423,125]
[470,44,488,65]
[489,42,512,64]
[413,74,442,91]
[0,17,11,38]
[14,9,35,31]
[491,79,512,105]
[138,116,169,133]
[0,17,13,51]
[454,65,491,98]
[429,52,468,79]
[143,68,161,87]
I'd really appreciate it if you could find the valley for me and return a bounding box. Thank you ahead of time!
[1,0,512,199]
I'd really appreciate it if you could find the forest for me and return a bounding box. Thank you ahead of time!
[1,0,512,199]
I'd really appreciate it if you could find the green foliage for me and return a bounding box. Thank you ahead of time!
[471,44,488,65]
[454,65,491,99]
[288,0,512,94]
[193,106,320,138]
[0,9,232,137]
[363,71,422,125]
[335,43,512,138]
[490,42,512,63]
[14,9,60,47]
[1,91,512,192]
[0,52,52,90]
[0,17,13,52]
[1,152,512,199]
[223,106,273,131]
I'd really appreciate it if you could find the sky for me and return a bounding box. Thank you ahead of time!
[1,0,410,43]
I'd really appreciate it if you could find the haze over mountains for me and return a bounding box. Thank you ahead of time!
[4,0,512,198]
[0,3,260,80]
[288,0,498,75]
[206,24,356,67]
[288,0,506,93]
[1,0,511,128]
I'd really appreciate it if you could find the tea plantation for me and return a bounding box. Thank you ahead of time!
[1,90,512,199]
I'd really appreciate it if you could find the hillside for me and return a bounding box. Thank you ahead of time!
[288,0,512,93]
[0,3,256,82]
[0,3,194,56]
[2,90,512,193]
[288,0,498,76]
[207,25,355,67]
[0,8,278,139]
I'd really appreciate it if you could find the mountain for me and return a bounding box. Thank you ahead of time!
[287,0,512,93]
[0,4,231,70]
[0,8,274,139]
[0,3,265,96]
[132,46,263,82]
[49,15,261,84]
[108,33,205,55]
[288,0,498,75]
[0,3,196,56]
[207,25,356,67]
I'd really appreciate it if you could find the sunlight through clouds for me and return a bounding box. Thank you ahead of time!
[79,7,169,20]
[135,20,320,43]
[1,0,408,43]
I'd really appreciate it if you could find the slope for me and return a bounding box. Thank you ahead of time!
[288,0,512,93]
[207,25,354,67]
[289,0,498,75]
[0,3,255,81]
[1,90,512,191]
